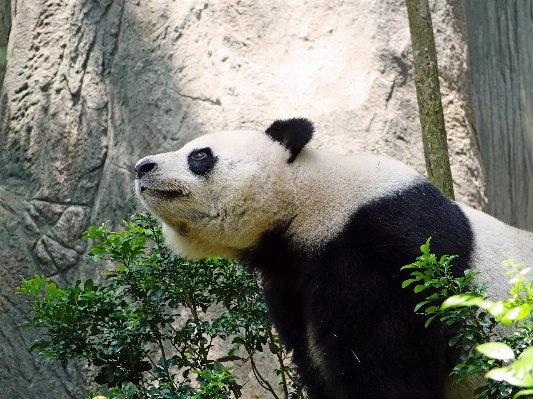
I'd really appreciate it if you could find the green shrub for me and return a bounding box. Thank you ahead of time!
[443,259,533,399]
[403,238,533,399]
[17,213,301,399]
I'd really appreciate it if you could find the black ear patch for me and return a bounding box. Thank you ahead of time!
[265,118,314,163]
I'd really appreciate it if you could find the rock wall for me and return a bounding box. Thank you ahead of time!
[0,0,484,398]
[466,0,533,229]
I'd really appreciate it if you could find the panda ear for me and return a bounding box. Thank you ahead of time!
[265,118,314,163]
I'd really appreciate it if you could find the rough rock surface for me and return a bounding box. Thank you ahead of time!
[466,0,533,230]
[0,0,484,398]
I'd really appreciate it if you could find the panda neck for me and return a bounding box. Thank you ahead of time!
[286,148,424,250]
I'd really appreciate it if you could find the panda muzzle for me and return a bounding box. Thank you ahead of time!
[139,180,191,200]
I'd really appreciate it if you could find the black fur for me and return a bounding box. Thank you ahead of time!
[188,147,218,176]
[265,118,314,163]
[240,180,473,399]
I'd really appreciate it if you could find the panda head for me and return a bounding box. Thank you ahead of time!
[134,118,314,259]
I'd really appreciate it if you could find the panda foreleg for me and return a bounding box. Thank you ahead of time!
[262,280,331,399]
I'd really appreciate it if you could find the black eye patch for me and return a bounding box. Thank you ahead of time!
[188,147,218,176]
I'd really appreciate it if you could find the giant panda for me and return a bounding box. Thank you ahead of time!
[134,118,533,399]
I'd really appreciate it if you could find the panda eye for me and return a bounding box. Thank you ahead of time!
[188,147,217,176]
[192,151,207,160]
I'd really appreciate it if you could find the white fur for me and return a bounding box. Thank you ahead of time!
[136,130,296,259]
[458,204,533,300]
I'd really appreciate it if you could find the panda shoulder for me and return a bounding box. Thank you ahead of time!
[287,150,427,247]
[294,149,425,196]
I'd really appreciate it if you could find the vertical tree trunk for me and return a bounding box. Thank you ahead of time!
[466,1,533,229]
[406,0,455,200]
[0,0,10,92]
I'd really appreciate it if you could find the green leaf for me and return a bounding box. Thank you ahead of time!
[269,342,279,354]
[477,342,515,360]
[505,304,531,321]
[448,334,462,347]
[514,389,533,399]
[441,294,484,309]
[420,238,432,253]
[485,300,505,318]
[414,301,430,312]
[402,279,417,288]
[414,285,428,293]
[29,340,50,353]
[520,347,533,362]
[424,315,437,328]
[485,367,533,387]
[485,367,507,382]
[84,279,94,292]
[232,336,245,345]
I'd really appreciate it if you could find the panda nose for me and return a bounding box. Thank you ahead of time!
[135,159,158,179]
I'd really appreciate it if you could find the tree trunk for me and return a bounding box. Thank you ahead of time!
[466,0,533,229]
[406,0,455,200]
[0,1,484,397]
[0,0,10,92]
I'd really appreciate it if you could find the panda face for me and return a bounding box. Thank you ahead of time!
[135,118,427,259]
[135,129,297,259]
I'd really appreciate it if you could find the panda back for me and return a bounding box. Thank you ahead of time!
[458,204,533,300]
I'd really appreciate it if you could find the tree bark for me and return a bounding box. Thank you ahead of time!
[406,0,455,200]
[0,0,10,92]
[466,0,533,229]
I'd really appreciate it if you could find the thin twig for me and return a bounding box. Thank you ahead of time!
[247,346,280,399]
[268,326,289,399]
[155,334,177,391]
